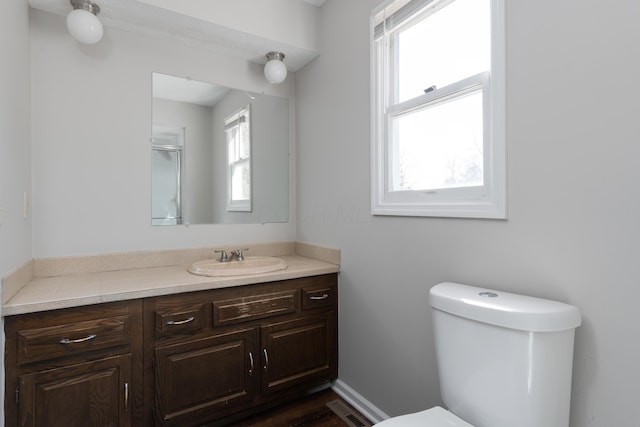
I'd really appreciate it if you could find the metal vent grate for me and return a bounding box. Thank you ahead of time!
[326,400,373,427]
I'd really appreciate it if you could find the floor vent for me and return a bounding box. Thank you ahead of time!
[326,400,373,427]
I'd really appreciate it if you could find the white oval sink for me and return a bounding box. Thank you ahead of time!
[188,256,288,277]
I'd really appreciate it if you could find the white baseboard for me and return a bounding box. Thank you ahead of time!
[331,379,390,424]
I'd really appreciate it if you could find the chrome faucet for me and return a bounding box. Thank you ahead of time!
[214,250,229,262]
[230,248,249,261]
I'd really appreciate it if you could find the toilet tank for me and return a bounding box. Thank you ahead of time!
[429,282,581,427]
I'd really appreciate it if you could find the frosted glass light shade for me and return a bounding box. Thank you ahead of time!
[264,52,287,84]
[66,8,103,44]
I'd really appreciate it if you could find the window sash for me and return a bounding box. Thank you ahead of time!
[386,80,487,194]
[384,76,489,198]
[229,158,251,201]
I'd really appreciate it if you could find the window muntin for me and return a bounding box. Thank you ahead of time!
[371,0,505,218]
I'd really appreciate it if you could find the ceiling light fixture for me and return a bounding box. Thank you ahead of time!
[264,52,287,84]
[66,0,104,44]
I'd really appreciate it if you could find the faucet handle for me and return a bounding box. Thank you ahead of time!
[232,248,249,261]
[214,250,229,262]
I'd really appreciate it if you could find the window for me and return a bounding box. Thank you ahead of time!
[225,106,252,212]
[371,0,506,218]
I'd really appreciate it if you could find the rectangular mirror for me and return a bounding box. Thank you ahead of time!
[151,72,289,225]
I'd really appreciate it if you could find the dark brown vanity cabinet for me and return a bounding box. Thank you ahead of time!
[144,273,338,427]
[4,300,143,427]
[4,273,338,427]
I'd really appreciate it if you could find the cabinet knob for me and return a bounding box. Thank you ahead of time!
[263,348,269,372]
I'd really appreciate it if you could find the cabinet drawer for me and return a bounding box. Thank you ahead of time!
[155,304,207,338]
[213,290,299,326]
[17,315,131,366]
[302,285,337,310]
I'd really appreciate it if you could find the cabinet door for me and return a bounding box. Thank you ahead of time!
[260,312,337,396]
[154,327,258,426]
[18,354,132,427]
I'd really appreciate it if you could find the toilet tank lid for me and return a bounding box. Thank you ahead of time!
[429,282,582,332]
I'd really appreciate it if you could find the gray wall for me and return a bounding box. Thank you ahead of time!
[0,1,32,422]
[296,0,640,425]
[0,2,31,278]
[30,10,296,258]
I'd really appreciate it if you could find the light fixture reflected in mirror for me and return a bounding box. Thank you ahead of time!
[66,0,103,44]
[264,52,287,84]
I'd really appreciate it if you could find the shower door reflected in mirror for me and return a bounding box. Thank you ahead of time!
[152,126,184,225]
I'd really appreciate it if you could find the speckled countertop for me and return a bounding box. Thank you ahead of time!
[2,243,340,316]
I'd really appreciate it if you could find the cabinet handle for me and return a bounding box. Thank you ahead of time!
[248,352,254,376]
[59,334,97,344]
[262,348,269,372]
[166,316,195,326]
[124,382,129,413]
[310,293,329,300]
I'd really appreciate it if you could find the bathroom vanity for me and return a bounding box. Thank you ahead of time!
[3,246,339,427]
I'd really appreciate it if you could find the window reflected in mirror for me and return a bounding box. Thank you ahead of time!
[225,106,251,212]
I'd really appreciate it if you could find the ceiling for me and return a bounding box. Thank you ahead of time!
[152,73,231,107]
[28,0,324,71]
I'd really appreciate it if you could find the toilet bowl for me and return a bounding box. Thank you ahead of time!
[376,406,471,426]
[375,282,581,427]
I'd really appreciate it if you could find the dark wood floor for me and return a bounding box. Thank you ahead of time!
[232,388,372,427]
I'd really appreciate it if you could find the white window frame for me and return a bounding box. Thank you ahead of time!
[371,0,506,219]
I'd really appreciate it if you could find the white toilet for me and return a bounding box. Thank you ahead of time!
[377,282,582,427]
